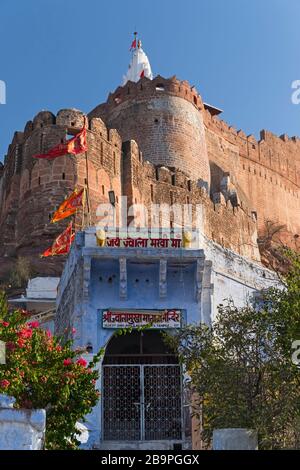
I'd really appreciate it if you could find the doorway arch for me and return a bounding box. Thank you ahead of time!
[102,330,182,442]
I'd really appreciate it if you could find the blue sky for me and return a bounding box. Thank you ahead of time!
[0,0,300,161]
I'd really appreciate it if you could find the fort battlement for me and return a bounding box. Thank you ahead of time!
[90,76,210,184]
[0,74,299,280]
[122,139,260,261]
[0,109,123,277]
[90,75,204,119]
[204,109,300,189]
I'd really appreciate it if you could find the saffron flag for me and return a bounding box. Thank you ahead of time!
[41,223,74,257]
[130,38,136,51]
[33,121,88,161]
[140,69,145,78]
[51,187,84,223]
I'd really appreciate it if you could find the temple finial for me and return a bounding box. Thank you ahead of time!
[123,34,153,84]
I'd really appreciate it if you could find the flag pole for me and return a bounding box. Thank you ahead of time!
[85,150,91,227]
[83,116,91,227]
[81,186,86,230]
[69,221,73,253]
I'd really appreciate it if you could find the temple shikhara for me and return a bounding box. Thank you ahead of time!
[0,34,299,449]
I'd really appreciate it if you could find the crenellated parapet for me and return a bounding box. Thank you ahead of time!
[204,108,300,188]
[0,108,124,277]
[122,138,260,261]
[89,75,210,184]
[90,75,204,119]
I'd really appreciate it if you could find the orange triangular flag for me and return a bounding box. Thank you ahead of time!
[33,119,88,160]
[51,188,85,223]
[41,223,74,257]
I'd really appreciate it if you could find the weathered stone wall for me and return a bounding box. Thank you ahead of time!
[122,140,260,261]
[90,76,211,186]
[204,110,300,243]
[0,111,122,279]
[1,75,299,281]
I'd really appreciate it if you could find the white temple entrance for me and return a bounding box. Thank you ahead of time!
[102,331,183,446]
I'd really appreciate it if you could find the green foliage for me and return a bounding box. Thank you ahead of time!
[167,250,300,449]
[0,292,103,449]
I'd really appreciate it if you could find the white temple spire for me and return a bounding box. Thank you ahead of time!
[123,33,153,85]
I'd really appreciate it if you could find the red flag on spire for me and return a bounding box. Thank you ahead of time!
[140,69,145,78]
[130,38,136,51]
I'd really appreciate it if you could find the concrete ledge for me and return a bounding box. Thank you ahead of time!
[213,428,258,450]
[0,394,46,450]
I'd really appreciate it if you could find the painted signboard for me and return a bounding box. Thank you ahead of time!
[102,308,182,329]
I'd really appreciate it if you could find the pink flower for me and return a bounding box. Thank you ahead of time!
[18,328,32,339]
[1,321,9,327]
[46,330,52,338]
[56,345,62,352]
[72,328,76,334]
[63,358,72,366]
[17,338,25,348]
[0,379,10,389]
[76,358,87,367]
[28,321,39,329]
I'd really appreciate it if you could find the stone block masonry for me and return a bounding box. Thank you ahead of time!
[0,75,299,281]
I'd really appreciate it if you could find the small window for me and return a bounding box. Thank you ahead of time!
[193,96,197,105]
[102,185,105,195]
[62,172,65,180]
[71,121,75,126]
[38,176,41,185]
[155,83,165,91]
[150,184,154,202]
[154,118,159,124]
[170,191,174,204]
[188,180,192,191]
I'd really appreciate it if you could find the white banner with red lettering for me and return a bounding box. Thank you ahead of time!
[102,309,182,329]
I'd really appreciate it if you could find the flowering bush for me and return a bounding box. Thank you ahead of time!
[0,292,102,449]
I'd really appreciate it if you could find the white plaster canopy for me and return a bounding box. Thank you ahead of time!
[123,40,153,84]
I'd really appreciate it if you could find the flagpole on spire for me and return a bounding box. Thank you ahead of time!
[124,32,153,84]
[130,31,138,52]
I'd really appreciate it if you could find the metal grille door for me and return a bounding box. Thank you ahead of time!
[103,365,182,441]
[102,366,141,440]
[144,365,182,440]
